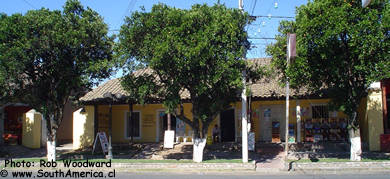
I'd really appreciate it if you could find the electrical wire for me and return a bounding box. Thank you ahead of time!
[22,0,37,9]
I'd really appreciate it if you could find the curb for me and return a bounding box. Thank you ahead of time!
[112,163,256,171]
[291,162,390,173]
[3,159,390,174]
[0,160,256,172]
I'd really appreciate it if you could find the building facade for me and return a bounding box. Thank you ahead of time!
[73,58,386,152]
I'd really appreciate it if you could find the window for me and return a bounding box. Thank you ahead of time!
[125,112,141,138]
[312,105,329,118]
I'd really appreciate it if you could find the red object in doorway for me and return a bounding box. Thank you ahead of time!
[380,134,390,152]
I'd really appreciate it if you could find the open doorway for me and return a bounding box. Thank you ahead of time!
[220,109,235,142]
[3,105,31,145]
[158,112,176,141]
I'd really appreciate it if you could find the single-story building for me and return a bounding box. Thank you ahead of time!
[0,102,75,148]
[73,58,387,152]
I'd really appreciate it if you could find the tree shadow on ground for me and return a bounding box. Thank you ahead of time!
[58,143,144,160]
[0,144,46,158]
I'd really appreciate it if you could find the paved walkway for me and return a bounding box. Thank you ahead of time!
[57,143,73,151]
[0,145,46,158]
[0,143,74,159]
[255,143,285,172]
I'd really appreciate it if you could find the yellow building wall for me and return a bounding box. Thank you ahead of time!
[358,97,368,146]
[77,98,375,145]
[365,90,384,151]
[247,99,345,142]
[110,104,163,143]
[86,103,222,144]
[96,103,201,143]
[22,110,41,149]
[73,106,94,150]
[57,102,74,142]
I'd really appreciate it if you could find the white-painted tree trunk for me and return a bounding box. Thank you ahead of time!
[193,138,206,163]
[349,129,362,161]
[47,140,56,161]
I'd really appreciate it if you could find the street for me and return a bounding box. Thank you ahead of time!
[2,170,390,179]
[112,173,390,179]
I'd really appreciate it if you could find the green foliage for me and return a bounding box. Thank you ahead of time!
[0,0,114,137]
[117,3,256,137]
[120,70,160,104]
[267,0,389,127]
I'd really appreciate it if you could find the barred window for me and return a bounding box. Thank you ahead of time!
[312,105,329,118]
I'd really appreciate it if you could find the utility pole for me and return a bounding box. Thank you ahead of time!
[239,0,248,163]
[285,33,296,169]
[362,0,371,8]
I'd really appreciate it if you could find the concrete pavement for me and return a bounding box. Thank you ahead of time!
[2,159,390,174]
[2,171,390,179]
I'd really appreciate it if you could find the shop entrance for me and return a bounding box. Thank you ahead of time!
[258,105,285,143]
[220,109,235,142]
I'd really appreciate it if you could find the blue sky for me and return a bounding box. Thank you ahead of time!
[1,0,307,82]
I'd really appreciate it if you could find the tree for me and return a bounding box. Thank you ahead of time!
[120,68,160,142]
[0,0,114,160]
[117,3,261,162]
[267,0,390,161]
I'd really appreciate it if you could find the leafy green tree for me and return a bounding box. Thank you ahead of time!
[117,3,261,162]
[0,0,114,160]
[267,0,389,161]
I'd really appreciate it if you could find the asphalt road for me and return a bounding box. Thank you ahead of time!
[113,173,390,179]
[2,170,390,179]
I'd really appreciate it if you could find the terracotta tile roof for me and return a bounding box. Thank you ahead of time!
[249,58,309,98]
[79,78,128,102]
[80,68,191,102]
[80,58,311,103]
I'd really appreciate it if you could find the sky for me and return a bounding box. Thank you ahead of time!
[1,0,308,82]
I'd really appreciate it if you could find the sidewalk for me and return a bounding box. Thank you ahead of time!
[1,143,390,174]
[290,161,390,174]
[2,159,390,174]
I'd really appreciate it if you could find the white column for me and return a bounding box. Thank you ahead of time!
[239,0,248,163]
[241,70,248,163]
[285,81,289,153]
[296,100,301,143]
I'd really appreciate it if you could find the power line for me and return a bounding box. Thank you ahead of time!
[22,0,37,9]
[116,0,137,29]
[248,37,276,40]
[250,0,258,16]
[250,15,294,19]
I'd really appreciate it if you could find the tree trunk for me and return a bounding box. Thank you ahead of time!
[193,138,206,163]
[47,133,56,161]
[349,112,362,161]
[190,113,206,163]
[167,113,171,131]
[193,119,212,163]
[46,114,57,161]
